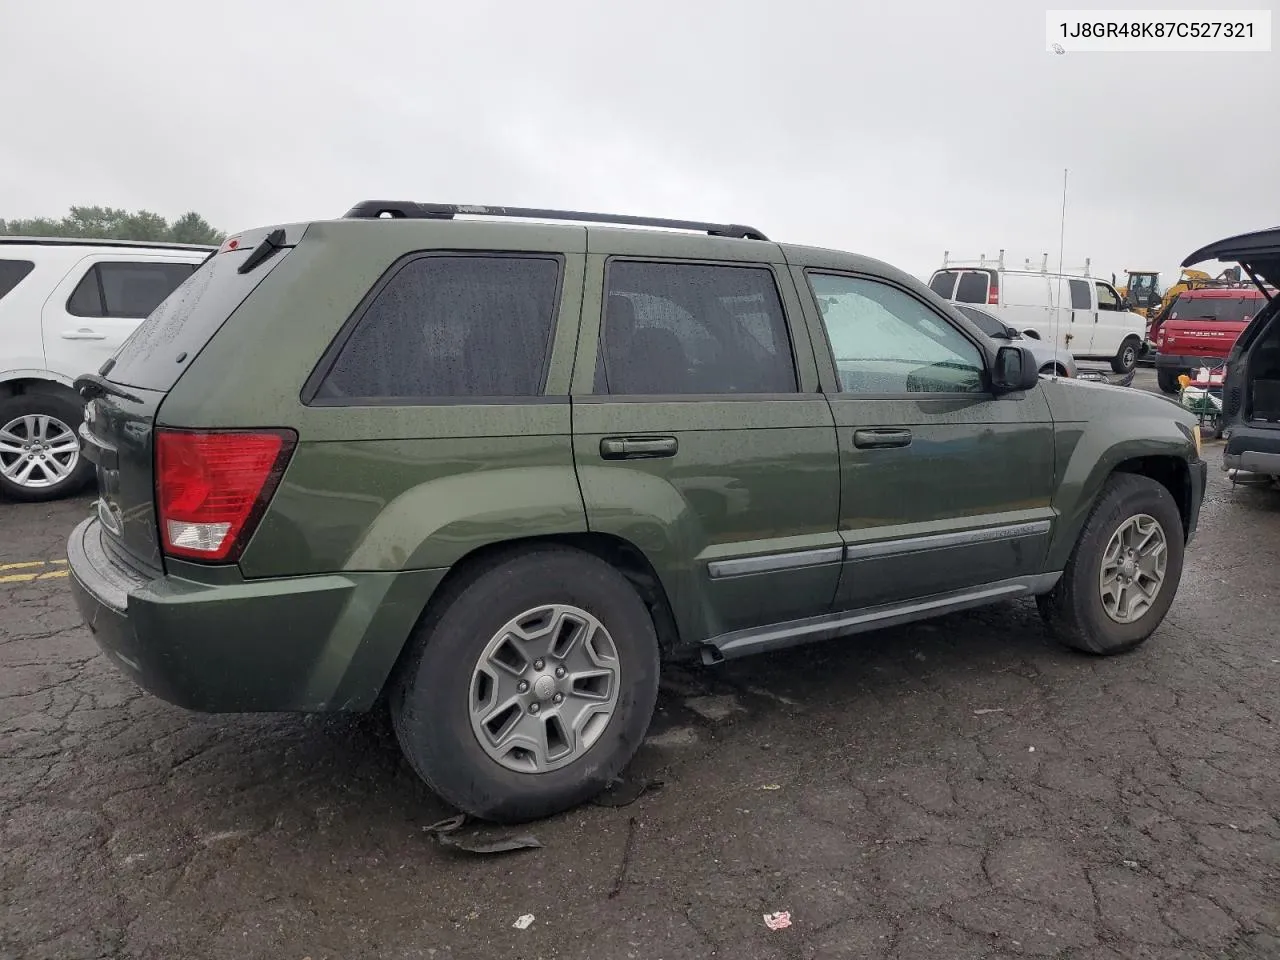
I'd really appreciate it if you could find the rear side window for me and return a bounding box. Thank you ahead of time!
[67,261,197,319]
[313,254,561,402]
[0,259,35,301]
[108,248,286,392]
[595,261,797,395]
[954,271,989,304]
[928,271,959,298]
[1068,279,1092,310]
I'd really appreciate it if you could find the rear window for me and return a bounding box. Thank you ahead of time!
[0,259,35,301]
[1169,295,1264,323]
[311,254,562,402]
[106,248,286,392]
[67,261,198,319]
[928,271,959,298]
[954,271,990,304]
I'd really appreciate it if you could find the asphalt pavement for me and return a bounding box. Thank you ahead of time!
[2,371,1278,960]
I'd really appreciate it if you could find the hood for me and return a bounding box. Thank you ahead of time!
[1182,227,1280,298]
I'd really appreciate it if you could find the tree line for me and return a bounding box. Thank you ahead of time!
[0,206,226,245]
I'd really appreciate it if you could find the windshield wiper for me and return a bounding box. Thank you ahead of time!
[74,373,143,405]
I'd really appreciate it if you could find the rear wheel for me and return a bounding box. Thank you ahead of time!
[1037,473,1184,655]
[1156,369,1181,394]
[390,546,660,823]
[0,393,94,502]
[1111,338,1141,374]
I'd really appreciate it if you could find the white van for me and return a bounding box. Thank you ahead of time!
[0,237,213,501]
[927,252,1147,375]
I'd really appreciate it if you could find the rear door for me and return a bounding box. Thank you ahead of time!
[41,253,204,380]
[790,265,1057,611]
[570,231,841,644]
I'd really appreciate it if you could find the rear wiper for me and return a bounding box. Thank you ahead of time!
[237,228,287,274]
[74,373,143,405]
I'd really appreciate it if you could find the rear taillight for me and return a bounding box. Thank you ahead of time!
[155,429,296,562]
[987,276,999,305]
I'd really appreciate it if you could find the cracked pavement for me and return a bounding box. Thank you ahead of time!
[2,451,1278,959]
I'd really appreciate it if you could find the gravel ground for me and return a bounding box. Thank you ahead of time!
[2,422,1278,959]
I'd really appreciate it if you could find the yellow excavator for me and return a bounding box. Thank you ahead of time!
[1115,266,1243,320]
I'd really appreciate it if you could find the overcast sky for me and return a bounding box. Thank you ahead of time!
[1,1,1275,283]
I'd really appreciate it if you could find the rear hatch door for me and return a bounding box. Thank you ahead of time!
[1159,295,1260,359]
[77,226,301,575]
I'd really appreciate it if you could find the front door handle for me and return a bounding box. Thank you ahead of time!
[600,436,678,460]
[853,428,912,450]
[61,328,107,340]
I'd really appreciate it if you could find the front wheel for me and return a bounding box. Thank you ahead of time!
[1111,338,1140,374]
[390,546,660,823]
[0,393,95,502]
[1037,473,1185,655]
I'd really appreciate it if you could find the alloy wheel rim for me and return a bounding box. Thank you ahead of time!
[468,603,621,773]
[1098,513,1167,624]
[0,415,80,488]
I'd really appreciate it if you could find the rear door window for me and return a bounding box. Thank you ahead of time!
[67,261,198,319]
[928,271,959,298]
[954,271,989,304]
[0,259,35,301]
[1068,279,1092,310]
[312,254,562,401]
[594,261,797,395]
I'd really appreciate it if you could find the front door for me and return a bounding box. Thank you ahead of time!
[1092,279,1126,358]
[570,236,841,644]
[792,268,1057,611]
[41,254,201,379]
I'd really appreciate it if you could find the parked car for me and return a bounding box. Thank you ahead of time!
[1182,227,1280,479]
[1151,285,1272,393]
[951,303,1078,377]
[929,256,1147,374]
[0,238,214,501]
[68,202,1207,823]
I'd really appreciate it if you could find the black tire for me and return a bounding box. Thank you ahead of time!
[1111,338,1140,374]
[1037,473,1185,655]
[0,392,95,502]
[390,546,660,823]
[1156,369,1181,394]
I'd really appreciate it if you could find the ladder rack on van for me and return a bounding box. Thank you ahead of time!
[942,250,1092,277]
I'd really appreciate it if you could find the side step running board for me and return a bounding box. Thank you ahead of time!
[700,573,1062,664]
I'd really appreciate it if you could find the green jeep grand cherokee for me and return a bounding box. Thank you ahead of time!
[67,202,1208,822]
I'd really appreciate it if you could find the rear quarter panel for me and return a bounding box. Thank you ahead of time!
[159,219,593,579]
[1039,379,1198,569]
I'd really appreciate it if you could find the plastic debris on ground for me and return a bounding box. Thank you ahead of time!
[591,773,663,808]
[763,911,792,931]
[513,914,535,930]
[423,814,542,855]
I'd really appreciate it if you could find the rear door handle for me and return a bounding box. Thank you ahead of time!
[61,328,107,340]
[853,428,912,450]
[600,436,678,460]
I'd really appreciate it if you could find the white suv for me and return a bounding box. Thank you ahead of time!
[0,237,212,501]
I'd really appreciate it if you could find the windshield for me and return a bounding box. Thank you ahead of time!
[1168,295,1262,323]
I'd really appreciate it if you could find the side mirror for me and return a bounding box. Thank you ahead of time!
[1003,325,1021,340]
[992,345,1040,393]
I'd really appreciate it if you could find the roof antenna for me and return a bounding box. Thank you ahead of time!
[1053,168,1068,359]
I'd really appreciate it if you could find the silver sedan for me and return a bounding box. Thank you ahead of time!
[954,303,1078,378]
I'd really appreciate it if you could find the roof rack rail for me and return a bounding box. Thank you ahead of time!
[341,201,769,241]
[941,250,1093,277]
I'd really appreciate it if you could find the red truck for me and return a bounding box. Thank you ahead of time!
[1152,286,1272,394]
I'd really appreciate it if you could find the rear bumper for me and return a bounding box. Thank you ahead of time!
[1155,353,1227,371]
[66,517,444,712]
[1223,425,1280,476]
